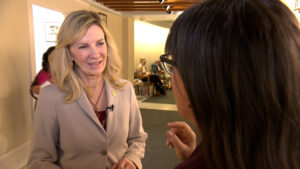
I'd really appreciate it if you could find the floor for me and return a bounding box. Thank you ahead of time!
[139,101,177,111]
[137,90,177,112]
[138,91,181,169]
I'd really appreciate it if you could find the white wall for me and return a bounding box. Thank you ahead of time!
[281,0,300,20]
[32,4,64,73]
[134,21,169,72]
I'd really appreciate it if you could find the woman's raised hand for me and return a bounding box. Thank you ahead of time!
[166,121,196,161]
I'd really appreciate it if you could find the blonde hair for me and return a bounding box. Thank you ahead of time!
[139,58,146,63]
[49,10,125,103]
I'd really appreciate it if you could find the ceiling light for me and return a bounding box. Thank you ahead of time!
[167,11,174,15]
[164,5,170,10]
[158,0,165,4]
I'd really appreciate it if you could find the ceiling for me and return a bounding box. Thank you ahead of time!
[92,0,203,28]
[95,0,203,14]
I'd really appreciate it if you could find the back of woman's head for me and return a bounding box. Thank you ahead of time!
[42,46,55,71]
[49,10,123,102]
[166,0,300,169]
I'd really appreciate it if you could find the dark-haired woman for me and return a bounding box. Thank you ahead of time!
[163,0,300,169]
[30,46,55,99]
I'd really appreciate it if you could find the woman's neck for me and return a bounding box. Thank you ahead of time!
[77,68,103,87]
[84,77,103,89]
[78,73,104,97]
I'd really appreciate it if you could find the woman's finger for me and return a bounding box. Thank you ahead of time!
[166,130,185,150]
[168,121,191,129]
[117,159,126,169]
[111,163,118,169]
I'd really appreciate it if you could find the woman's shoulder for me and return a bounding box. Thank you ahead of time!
[39,83,67,99]
[114,79,131,89]
[109,79,132,90]
[118,78,129,84]
[42,83,60,91]
[174,145,208,169]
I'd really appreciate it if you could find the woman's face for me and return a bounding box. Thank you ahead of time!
[141,60,146,66]
[172,68,196,124]
[69,24,107,78]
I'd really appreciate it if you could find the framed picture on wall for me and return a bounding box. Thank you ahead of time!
[98,12,107,26]
[44,22,60,42]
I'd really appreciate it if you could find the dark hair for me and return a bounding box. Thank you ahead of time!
[42,46,55,71]
[166,0,300,169]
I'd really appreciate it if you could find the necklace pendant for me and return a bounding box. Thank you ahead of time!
[111,90,116,96]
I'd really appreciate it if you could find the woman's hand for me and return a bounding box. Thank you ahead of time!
[31,85,41,95]
[145,72,152,77]
[111,158,136,169]
[166,121,196,161]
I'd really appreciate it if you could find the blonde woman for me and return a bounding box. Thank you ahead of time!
[28,10,147,169]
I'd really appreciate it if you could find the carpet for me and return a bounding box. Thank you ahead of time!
[144,90,176,104]
[141,108,186,169]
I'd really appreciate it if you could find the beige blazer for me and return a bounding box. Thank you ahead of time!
[28,79,147,169]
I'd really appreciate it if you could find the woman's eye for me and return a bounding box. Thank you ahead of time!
[97,42,104,46]
[78,45,87,49]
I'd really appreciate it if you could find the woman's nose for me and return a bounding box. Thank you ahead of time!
[90,46,100,58]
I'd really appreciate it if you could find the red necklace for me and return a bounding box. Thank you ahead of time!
[88,83,105,112]
[88,83,107,128]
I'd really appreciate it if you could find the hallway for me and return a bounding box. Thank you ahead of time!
[138,90,183,169]
[1,0,298,169]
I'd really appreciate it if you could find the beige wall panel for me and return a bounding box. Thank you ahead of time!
[0,0,32,159]
[122,17,135,81]
[107,14,124,78]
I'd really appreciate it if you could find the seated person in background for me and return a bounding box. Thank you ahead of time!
[163,0,300,169]
[136,58,166,95]
[30,46,55,99]
[152,59,172,89]
[151,59,165,77]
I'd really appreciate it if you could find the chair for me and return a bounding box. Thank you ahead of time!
[133,72,154,97]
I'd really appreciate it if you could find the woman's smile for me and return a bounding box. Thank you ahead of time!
[88,60,102,68]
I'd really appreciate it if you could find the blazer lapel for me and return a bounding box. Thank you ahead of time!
[104,80,119,133]
[77,90,104,130]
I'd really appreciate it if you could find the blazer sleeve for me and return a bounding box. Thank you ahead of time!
[123,83,148,169]
[27,87,61,169]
